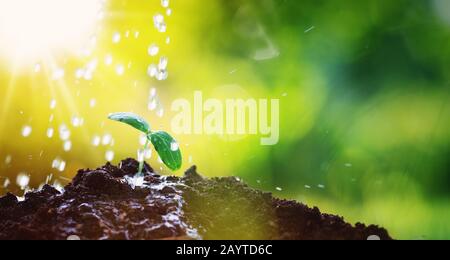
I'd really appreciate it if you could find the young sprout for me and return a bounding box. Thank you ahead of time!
[108,112,182,175]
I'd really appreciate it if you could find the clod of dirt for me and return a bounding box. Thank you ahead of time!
[0,159,391,240]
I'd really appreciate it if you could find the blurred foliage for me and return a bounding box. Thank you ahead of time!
[0,0,449,239]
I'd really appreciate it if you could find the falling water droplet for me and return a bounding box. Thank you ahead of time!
[59,124,71,141]
[105,150,115,161]
[115,64,125,76]
[161,0,169,8]
[104,54,113,65]
[153,14,167,33]
[148,44,159,56]
[3,178,10,188]
[112,32,121,43]
[89,98,97,108]
[147,64,158,78]
[5,155,12,165]
[22,125,32,137]
[49,99,57,109]
[158,56,168,70]
[71,116,84,127]
[63,140,72,152]
[92,135,101,146]
[102,134,112,145]
[47,128,54,138]
[148,99,158,111]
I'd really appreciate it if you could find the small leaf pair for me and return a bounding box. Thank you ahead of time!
[108,112,182,172]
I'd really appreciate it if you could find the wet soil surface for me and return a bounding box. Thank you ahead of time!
[0,159,391,240]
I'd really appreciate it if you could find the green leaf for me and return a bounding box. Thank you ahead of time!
[108,112,150,134]
[149,131,182,171]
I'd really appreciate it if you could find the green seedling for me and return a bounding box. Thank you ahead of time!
[108,112,182,175]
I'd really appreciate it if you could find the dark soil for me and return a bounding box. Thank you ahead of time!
[0,158,391,240]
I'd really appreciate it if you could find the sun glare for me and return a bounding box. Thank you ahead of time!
[0,0,103,63]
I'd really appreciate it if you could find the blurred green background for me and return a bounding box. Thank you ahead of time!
[0,0,449,239]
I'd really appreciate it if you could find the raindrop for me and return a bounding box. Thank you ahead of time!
[71,116,84,127]
[92,135,101,146]
[52,158,66,172]
[47,128,54,138]
[275,187,283,191]
[345,163,353,168]
[149,88,157,97]
[105,150,115,161]
[22,125,32,137]
[153,14,167,33]
[147,64,157,78]
[318,184,325,189]
[148,99,157,111]
[170,141,179,151]
[50,99,57,109]
[112,32,121,43]
[156,70,168,81]
[52,68,65,80]
[16,173,30,189]
[5,155,12,165]
[102,134,112,145]
[134,31,140,38]
[158,56,168,70]
[148,44,159,56]
[63,140,72,152]
[166,9,172,16]
[59,124,71,141]
[3,178,10,188]
[161,0,169,8]
[58,161,66,172]
[75,68,85,79]
[89,98,97,108]
[45,174,53,184]
[115,64,125,76]
[104,54,113,65]
[156,108,164,117]
[304,185,311,189]
[165,37,171,45]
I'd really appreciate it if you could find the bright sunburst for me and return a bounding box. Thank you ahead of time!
[0,0,103,63]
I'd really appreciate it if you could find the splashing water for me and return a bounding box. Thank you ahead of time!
[16,173,30,190]
[52,158,66,172]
